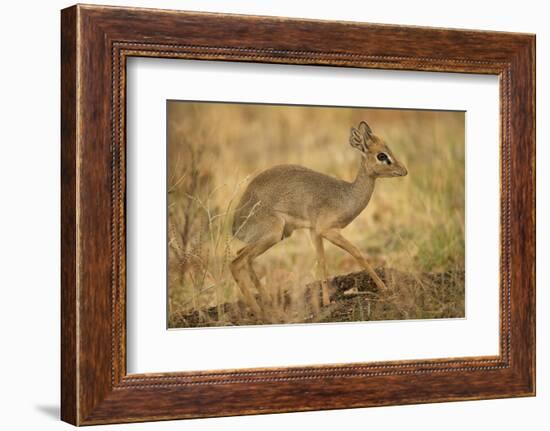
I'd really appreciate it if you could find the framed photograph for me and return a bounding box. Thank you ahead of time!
[61,4,535,425]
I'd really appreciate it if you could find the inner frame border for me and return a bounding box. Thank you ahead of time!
[113,42,511,387]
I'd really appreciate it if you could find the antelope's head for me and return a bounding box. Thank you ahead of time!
[350,121,408,178]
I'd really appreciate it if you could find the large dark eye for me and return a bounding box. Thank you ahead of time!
[377,152,390,163]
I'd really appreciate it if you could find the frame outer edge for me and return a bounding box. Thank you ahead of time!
[506,35,536,395]
[526,35,536,395]
[503,35,536,395]
[522,34,536,395]
[61,5,79,426]
[531,34,536,396]
[61,4,536,424]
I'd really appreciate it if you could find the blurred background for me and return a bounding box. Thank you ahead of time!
[167,101,465,327]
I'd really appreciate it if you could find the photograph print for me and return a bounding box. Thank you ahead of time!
[167,101,465,328]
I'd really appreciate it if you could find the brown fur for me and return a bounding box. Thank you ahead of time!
[231,121,407,314]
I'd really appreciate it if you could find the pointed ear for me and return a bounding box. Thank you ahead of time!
[358,121,373,138]
[350,121,374,153]
[350,127,366,152]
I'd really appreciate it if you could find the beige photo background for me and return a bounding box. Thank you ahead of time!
[167,101,465,327]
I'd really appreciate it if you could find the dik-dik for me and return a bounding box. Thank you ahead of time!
[231,121,407,316]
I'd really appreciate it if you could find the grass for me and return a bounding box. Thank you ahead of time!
[166,102,465,328]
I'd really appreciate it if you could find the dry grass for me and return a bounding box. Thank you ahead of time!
[167,101,465,328]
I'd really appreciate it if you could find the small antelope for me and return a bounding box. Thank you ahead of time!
[231,121,407,316]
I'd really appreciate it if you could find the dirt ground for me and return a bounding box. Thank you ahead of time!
[169,268,465,328]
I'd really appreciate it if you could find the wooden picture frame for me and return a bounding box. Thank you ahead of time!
[61,4,535,425]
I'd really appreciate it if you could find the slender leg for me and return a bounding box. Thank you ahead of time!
[310,230,331,306]
[247,259,272,305]
[322,229,387,291]
[230,249,263,316]
[230,222,283,317]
